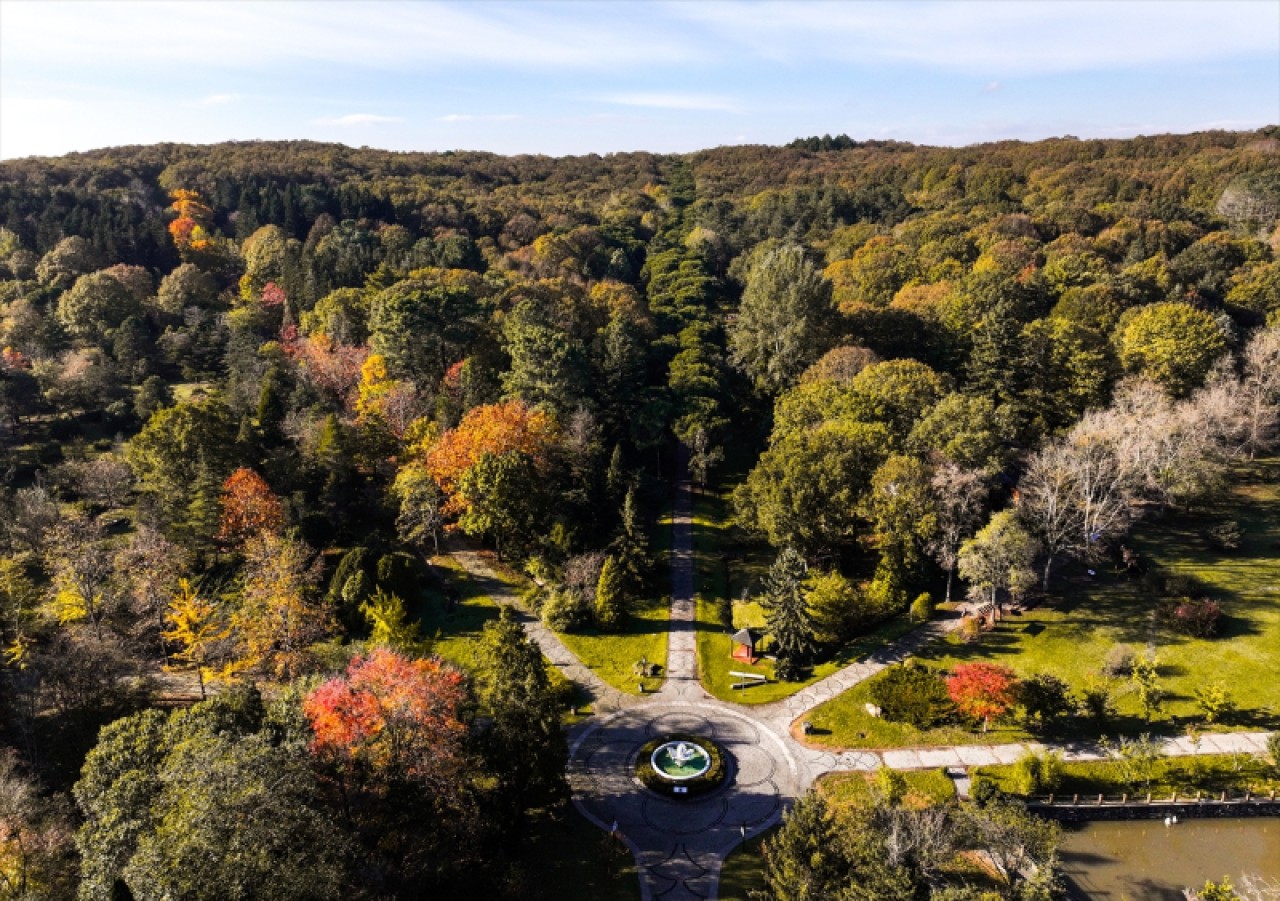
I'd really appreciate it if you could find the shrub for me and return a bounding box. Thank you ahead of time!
[541,588,590,632]
[1161,597,1222,637]
[1012,749,1063,795]
[959,615,982,642]
[969,774,1002,806]
[871,766,907,806]
[1205,520,1243,552]
[868,664,953,728]
[1101,643,1137,677]
[1080,676,1115,727]
[1268,733,1280,772]
[1016,673,1075,734]
[634,734,726,798]
[909,592,934,624]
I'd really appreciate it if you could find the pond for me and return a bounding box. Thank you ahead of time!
[1059,817,1280,899]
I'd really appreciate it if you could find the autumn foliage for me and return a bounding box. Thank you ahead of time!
[216,468,284,547]
[425,400,556,516]
[303,648,469,787]
[946,662,1019,732]
[167,189,216,253]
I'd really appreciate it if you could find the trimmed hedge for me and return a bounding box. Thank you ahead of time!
[635,734,727,798]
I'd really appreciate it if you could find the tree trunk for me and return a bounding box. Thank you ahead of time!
[1042,554,1054,592]
[944,567,954,604]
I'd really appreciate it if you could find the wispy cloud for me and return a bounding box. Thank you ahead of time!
[439,113,524,122]
[982,82,1002,94]
[311,113,403,126]
[0,1,696,72]
[595,92,743,113]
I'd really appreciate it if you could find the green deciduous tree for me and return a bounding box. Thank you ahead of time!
[957,510,1039,608]
[728,243,835,394]
[1116,301,1228,397]
[734,420,888,555]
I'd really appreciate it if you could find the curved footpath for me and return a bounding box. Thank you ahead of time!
[450,473,1274,901]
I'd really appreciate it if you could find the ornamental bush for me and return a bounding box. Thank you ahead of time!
[867,664,953,728]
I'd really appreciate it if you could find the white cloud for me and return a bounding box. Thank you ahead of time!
[982,82,1002,94]
[311,113,404,126]
[595,92,743,113]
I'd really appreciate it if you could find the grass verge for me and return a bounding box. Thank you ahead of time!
[975,753,1280,799]
[804,461,1280,748]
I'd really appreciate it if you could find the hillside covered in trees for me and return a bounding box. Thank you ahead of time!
[1,128,1279,900]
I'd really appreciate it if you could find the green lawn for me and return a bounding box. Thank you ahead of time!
[413,554,502,672]
[805,461,1280,749]
[975,753,1280,799]
[718,833,770,901]
[819,767,958,809]
[555,594,671,695]
[517,805,639,901]
[692,487,916,704]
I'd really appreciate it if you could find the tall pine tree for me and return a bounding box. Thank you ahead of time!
[761,547,817,681]
[477,607,568,842]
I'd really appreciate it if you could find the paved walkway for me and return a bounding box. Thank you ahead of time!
[448,461,1277,901]
[448,545,639,722]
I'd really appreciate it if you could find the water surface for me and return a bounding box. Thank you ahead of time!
[1059,817,1280,899]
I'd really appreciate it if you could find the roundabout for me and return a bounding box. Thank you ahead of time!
[567,701,800,900]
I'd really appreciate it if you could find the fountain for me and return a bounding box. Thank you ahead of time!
[650,738,713,781]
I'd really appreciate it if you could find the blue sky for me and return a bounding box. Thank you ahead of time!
[1,0,1277,159]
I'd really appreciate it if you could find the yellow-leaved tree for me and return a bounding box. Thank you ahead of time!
[162,578,230,700]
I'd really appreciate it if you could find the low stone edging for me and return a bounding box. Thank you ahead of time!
[1028,797,1280,822]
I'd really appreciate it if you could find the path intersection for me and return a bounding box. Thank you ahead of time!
[449,477,1273,901]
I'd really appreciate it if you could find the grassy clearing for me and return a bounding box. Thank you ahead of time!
[805,461,1280,749]
[551,505,673,696]
[819,767,958,810]
[554,595,670,695]
[692,487,916,704]
[413,554,501,672]
[718,832,770,901]
[976,753,1280,799]
[518,805,639,901]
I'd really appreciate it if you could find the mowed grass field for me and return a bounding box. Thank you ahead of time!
[805,460,1280,749]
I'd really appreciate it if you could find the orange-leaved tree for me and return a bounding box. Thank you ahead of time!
[946,662,1019,733]
[167,190,215,254]
[303,648,469,790]
[424,400,556,518]
[216,468,284,548]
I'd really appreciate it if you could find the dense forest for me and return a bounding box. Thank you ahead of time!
[1,127,1279,900]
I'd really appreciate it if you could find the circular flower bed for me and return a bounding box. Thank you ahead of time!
[635,733,727,798]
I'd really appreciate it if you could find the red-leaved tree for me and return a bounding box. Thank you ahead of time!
[303,648,469,790]
[216,468,284,548]
[946,662,1018,732]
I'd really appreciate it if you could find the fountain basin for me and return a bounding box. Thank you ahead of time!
[635,734,726,798]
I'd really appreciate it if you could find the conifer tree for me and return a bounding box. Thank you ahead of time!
[594,554,628,631]
[761,547,817,681]
[477,607,568,839]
